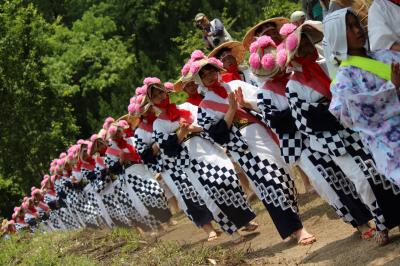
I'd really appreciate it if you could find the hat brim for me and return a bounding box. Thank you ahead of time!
[242,17,290,50]
[173,78,184,92]
[208,41,246,64]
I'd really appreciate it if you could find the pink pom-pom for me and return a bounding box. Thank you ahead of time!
[130,97,136,104]
[77,139,85,145]
[50,175,56,183]
[67,153,74,161]
[279,23,297,36]
[21,202,28,210]
[190,50,205,61]
[164,82,174,91]
[98,131,106,140]
[128,103,137,114]
[136,94,144,104]
[103,117,115,130]
[136,86,147,95]
[143,77,161,86]
[44,174,50,179]
[249,41,259,53]
[181,63,191,76]
[286,34,298,52]
[261,53,276,70]
[257,35,275,48]
[59,152,67,159]
[276,49,288,68]
[58,158,66,166]
[208,57,223,68]
[108,125,117,136]
[90,134,98,142]
[249,53,261,69]
[31,189,41,197]
[190,62,200,74]
[118,120,129,128]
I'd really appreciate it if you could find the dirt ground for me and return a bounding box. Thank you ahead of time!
[159,187,400,266]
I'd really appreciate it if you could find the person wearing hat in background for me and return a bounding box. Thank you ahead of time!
[195,12,232,50]
[141,77,259,243]
[368,0,400,52]
[283,17,400,245]
[290,11,307,26]
[190,56,316,245]
[242,17,289,51]
[209,41,258,86]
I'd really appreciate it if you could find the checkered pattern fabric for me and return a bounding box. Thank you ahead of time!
[197,107,248,153]
[133,133,163,174]
[286,90,347,157]
[235,150,298,213]
[101,191,131,226]
[257,92,304,164]
[190,159,250,211]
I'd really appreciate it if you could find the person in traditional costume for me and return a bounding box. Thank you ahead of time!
[21,197,40,232]
[283,16,400,245]
[368,0,400,52]
[141,77,258,243]
[31,188,53,231]
[248,35,377,242]
[1,219,16,239]
[13,207,28,232]
[188,55,315,245]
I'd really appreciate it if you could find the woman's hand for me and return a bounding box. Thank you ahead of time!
[228,92,238,112]
[188,124,203,133]
[177,123,190,143]
[235,87,253,110]
[392,62,400,89]
[151,142,160,156]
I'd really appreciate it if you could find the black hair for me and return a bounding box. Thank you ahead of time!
[199,64,219,78]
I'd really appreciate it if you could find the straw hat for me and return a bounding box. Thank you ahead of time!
[248,36,281,78]
[208,41,246,64]
[280,20,323,67]
[242,17,290,49]
[182,57,225,86]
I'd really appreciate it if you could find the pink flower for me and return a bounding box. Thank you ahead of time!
[67,153,74,161]
[249,53,261,69]
[190,62,200,74]
[164,82,174,91]
[257,35,275,48]
[261,53,276,70]
[136,94,144,104]
[190,50,205,61]
[77,139,85,145]
[286,34,298,52]
[108,125,117,136]
[118,120,129,128]
[59,152,67,159]
[136,86,147,95]
[249,40,259,53]
[208,57,223,68]
[130,97,136,104]
[181,62,191,76]
[143,77,161,86]
[90,134,98,142]
[50,175,56,183]
[103,117,115,130]
[128,103,137,114]
[279,23,297,36]
[276,49,288,68]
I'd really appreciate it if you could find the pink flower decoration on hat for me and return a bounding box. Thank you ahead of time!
[103,117,115,130]
[276,48,288,69]
[90,134,98,142]
[286,34,299,52]
[249,53,261,69]
[208,57,223,68]
[190,61,200,74]
[181,62,191,76]
[21,202,28,210]
[98,130,106,140]
[190,50,206,61]
[44,174,50,179]
[143,77,161,86]
[257,36,276,48]
[249,40,259,53]
[108,125,117,136]
[77,139,85,145]
[136,94,145,104]
[128,103,137,114]
[164,82,174,91]
[118,120,129,128]
[136,86,147,95]
[261,53,276,70]
[50,175,56,183]
[279,23,297,36]
[59,152,67,159]
[31,189,41,197]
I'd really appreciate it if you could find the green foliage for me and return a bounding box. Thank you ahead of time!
[0,0,301,217]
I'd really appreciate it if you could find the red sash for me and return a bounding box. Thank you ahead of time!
[262,77,288,96]
[95,156,106,168]
[139,122,153,132]
[106,146,141,163]
[291,71,332,100]
[199,100,279,145]
[158,111,193,124]
[81,161,95,171]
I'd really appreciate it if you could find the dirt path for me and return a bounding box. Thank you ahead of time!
[159,192,400,265]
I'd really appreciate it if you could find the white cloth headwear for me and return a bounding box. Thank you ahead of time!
[323,8,351,64]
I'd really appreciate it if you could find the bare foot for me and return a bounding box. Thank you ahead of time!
[294,228,316,245]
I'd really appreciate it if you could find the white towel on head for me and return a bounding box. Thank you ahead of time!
[323,8,350,64]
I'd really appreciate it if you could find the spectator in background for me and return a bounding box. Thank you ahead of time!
[194,13,232,50]
[368,0,400,52]
[290,11,306,26]
[302,0,324,21]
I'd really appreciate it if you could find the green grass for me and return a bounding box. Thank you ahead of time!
[0,227,247,266]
